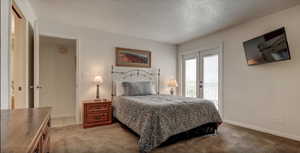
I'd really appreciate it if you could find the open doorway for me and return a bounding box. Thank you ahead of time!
[10,2,27,109]
[39,35,77,127]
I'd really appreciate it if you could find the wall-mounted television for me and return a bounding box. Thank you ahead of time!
[243,27,291,66]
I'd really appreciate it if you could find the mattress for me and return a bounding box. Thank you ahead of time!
[113,95,222,153]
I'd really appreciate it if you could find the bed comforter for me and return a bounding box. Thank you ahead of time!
[113,95,222,153]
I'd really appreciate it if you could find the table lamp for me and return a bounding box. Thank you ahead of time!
[94,75,103,99]
[168,79,178,95]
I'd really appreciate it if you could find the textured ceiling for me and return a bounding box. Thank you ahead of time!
[28,0,300,44]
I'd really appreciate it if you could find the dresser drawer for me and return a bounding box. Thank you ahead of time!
[86,112,109,123]
[86,103,111,113]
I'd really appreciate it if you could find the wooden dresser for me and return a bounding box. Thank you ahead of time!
[1,107,51,153]
[83,99,112,128]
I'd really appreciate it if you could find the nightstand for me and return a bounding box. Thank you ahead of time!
[82,99,112,128]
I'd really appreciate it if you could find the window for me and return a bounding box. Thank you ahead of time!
[184,58,197,97]
[203,55,219,109]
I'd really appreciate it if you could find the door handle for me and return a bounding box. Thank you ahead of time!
[199,80,203,88]
[36,85,43,89]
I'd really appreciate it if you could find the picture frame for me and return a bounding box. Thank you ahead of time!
[115,47,151,68]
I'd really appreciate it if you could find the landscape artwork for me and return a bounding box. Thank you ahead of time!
[116,47,151,68]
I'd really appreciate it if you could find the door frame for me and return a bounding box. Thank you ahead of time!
[38,33,81,124]
[1,0,28,109]
[178,43,224,118]
[1,0,12,109]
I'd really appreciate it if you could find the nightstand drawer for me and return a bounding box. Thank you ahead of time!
[83,100,112,128]
[86,112,109,123]
[87,103,110,113]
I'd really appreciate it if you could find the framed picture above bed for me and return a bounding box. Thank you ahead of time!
[116,47,151,68]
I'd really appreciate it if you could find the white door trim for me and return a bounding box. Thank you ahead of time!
[1,0,12,109]
[33,21,40,108]
[178,43,224,118]
[39,33,81,124]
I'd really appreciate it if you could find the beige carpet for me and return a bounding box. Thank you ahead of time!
[51,123,300,153]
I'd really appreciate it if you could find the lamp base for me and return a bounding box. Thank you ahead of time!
[96,84,100,99]
[170,88,174,95]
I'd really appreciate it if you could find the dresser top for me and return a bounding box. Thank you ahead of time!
[82,99,111,103]
[1,107,51,153]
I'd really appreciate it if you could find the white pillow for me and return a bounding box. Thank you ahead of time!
[115,81,125,96]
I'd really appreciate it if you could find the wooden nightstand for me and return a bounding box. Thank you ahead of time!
[82,99,112,128]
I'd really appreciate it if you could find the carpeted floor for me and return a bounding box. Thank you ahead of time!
[51,123,300,153]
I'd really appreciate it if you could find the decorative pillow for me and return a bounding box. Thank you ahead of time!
[122,81,156,96]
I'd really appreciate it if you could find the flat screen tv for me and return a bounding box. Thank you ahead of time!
[243,27,291,66]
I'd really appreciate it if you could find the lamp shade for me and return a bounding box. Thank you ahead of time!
[168,79,178,87]
[94,75,103,84]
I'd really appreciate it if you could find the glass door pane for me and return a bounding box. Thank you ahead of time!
[184,58,197,97]
[202,54,219,109]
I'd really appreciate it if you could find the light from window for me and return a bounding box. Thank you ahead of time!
[185,58,197,97]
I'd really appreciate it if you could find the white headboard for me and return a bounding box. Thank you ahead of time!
[111,66,160,96]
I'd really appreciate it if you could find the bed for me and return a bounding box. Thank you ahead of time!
[111,66,223,153]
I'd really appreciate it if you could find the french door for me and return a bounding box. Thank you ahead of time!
[183,49,221,110]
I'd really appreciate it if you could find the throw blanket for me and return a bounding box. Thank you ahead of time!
[113,95,222,153]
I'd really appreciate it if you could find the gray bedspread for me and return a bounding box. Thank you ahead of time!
[113,95,222,153]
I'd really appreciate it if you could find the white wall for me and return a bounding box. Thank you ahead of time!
[38,19,177,120]
[39,36,76,118]
[178,5,300,141]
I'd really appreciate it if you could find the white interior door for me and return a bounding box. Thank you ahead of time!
[33,21,40,107]
[199,50,220,110]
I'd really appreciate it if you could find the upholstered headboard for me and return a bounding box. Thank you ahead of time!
[111,66,160,96]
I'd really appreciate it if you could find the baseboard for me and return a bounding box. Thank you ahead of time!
[224,120,300,142]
